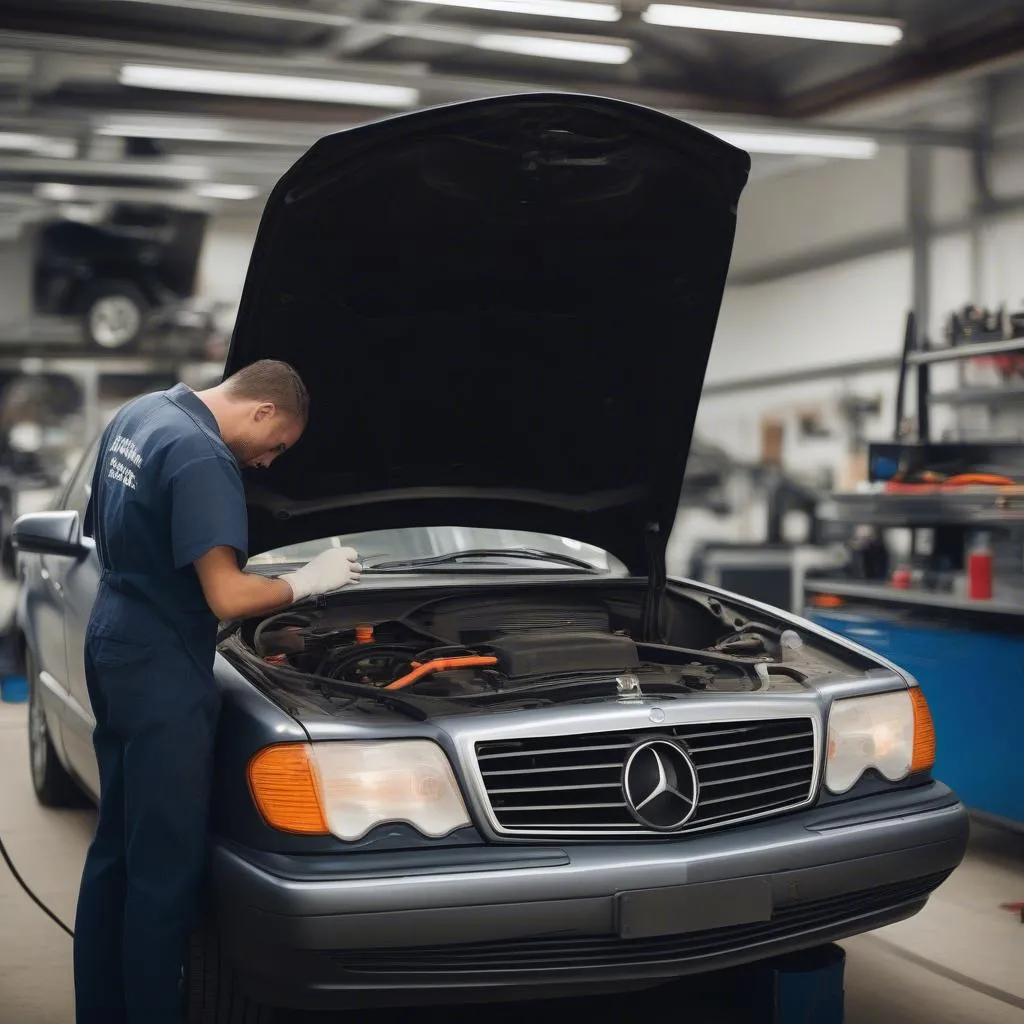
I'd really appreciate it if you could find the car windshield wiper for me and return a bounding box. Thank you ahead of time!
[366,548,601,573]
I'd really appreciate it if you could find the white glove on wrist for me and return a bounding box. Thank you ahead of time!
[282,547,362,603]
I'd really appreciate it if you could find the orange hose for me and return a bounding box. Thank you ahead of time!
[885,474,1017,493]
[384,656,498,691]
[943,473,1016,486]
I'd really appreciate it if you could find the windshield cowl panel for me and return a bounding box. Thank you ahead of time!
[246,526,626,574]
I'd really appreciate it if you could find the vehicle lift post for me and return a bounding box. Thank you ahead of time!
[721,944,847,1023]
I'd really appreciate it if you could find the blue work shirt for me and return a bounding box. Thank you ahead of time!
[84,382,248,654]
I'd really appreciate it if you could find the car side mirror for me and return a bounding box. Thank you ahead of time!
[11,510,87,559]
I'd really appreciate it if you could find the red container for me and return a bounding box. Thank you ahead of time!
[967,533,993,600]
[891,567,912,589]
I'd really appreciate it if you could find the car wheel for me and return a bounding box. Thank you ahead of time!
[27,648,83,808]
[80,281,148,351]
[186,921,275,1024]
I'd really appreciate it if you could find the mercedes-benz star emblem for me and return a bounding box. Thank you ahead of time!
[622,739,700,831]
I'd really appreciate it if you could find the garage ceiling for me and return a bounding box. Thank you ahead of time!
[0,0,1022,221]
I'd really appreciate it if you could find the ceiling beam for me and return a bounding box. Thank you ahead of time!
[784,8,1024,118]
[0,99,981,151]
[0,26,762,114]
[38,0,642,65]
[0,155,213,180]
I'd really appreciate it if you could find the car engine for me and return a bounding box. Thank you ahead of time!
[236,587,836,705]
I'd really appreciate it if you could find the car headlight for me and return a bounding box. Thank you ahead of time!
[825,689,936,795]
[248,740,471,841]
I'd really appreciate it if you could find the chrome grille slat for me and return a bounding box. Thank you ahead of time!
[699,764,810,787]
[475,716,816,839]
[692,796,803,828]
[699,749,813,771]
[477,742,633,760]
[495,802,627,811]
[698,780,810,807]
[481,763,622,777]
[685,734,809,755]
[488,782,620,795]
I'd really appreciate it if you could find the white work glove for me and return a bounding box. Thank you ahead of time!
[282,547,362,603]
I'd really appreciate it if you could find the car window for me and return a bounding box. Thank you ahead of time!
[62,436,102,521]
[248,527,627,573]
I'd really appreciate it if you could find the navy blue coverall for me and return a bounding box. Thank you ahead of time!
[74,383,247,1024]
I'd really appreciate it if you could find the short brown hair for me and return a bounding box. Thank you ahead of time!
[223,359,309,421]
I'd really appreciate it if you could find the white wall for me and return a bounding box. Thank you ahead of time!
[195,213,260,305]
[730,146,907,275]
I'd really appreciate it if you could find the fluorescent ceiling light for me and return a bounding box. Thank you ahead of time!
[0,131,47,151]
[707,127,879,159]
[97,120,315,147]
[195,182,260,200]
[396,0,620,21]
[119,65,418,108]
[476,34,631,63]
[35,182,79,201]
[0,131,76,157]
[98,122,229,142]
[643,5,902,46]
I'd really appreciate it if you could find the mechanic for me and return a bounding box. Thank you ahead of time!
[73,359,361,1024]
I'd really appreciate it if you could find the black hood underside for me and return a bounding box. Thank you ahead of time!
[226,93,750,571]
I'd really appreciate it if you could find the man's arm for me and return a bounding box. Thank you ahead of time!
[194,546,294,621]
[194,544,363,622]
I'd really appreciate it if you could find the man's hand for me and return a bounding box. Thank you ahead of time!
[281,547,362,603]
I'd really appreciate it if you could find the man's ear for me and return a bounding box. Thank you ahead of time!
[254,401,276,423]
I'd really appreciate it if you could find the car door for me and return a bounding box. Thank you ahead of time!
[53,437,103,795]
[23,507,77,767]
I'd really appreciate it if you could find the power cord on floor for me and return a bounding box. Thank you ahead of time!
[0,831,75,937]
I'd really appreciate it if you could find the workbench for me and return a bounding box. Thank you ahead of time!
[806,580,1024,829]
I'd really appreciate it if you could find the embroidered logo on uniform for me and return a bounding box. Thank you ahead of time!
[108,434,144,490]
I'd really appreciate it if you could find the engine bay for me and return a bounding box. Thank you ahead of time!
[231,584,864,710]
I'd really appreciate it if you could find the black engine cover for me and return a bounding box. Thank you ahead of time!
[483,631,639,679]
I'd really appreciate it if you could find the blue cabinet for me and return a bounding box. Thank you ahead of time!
[810,608,1024,827]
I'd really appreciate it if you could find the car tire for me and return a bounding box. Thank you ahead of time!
[27,647,84,808]
[186,921,275,1024]
[79,281,148,351]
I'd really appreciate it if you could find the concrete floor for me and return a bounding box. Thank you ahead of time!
[2,699,1023,1024]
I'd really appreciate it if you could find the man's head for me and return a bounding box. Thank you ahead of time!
[201,359,309,468]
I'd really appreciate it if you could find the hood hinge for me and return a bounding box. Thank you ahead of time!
[641,522,667,644]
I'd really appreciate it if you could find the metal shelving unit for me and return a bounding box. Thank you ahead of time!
[904,335,1024,367]
[820,312,1024,528]
[928,384,1024,407]
[818,487,1024,527]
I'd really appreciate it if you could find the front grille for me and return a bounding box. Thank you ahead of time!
[475,717,816,837]
[330,872,948,974]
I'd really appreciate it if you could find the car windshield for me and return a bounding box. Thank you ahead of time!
[247,527,627,573]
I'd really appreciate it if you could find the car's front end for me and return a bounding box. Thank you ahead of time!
[205,570,968,1011]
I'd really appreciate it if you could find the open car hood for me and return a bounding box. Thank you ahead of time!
[226,93,749,573]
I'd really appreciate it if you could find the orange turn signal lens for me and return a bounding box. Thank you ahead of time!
[909,687,937,774]
[810,594,844,609]
[248,743,329,835]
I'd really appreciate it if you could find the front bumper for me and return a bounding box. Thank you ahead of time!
[212,783,968,1010]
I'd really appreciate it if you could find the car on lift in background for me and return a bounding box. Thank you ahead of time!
[32,207,208,352]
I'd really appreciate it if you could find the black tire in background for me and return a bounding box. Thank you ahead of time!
[186,921,275,1024]
[26,646,85,808]
[79,280,149,351]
